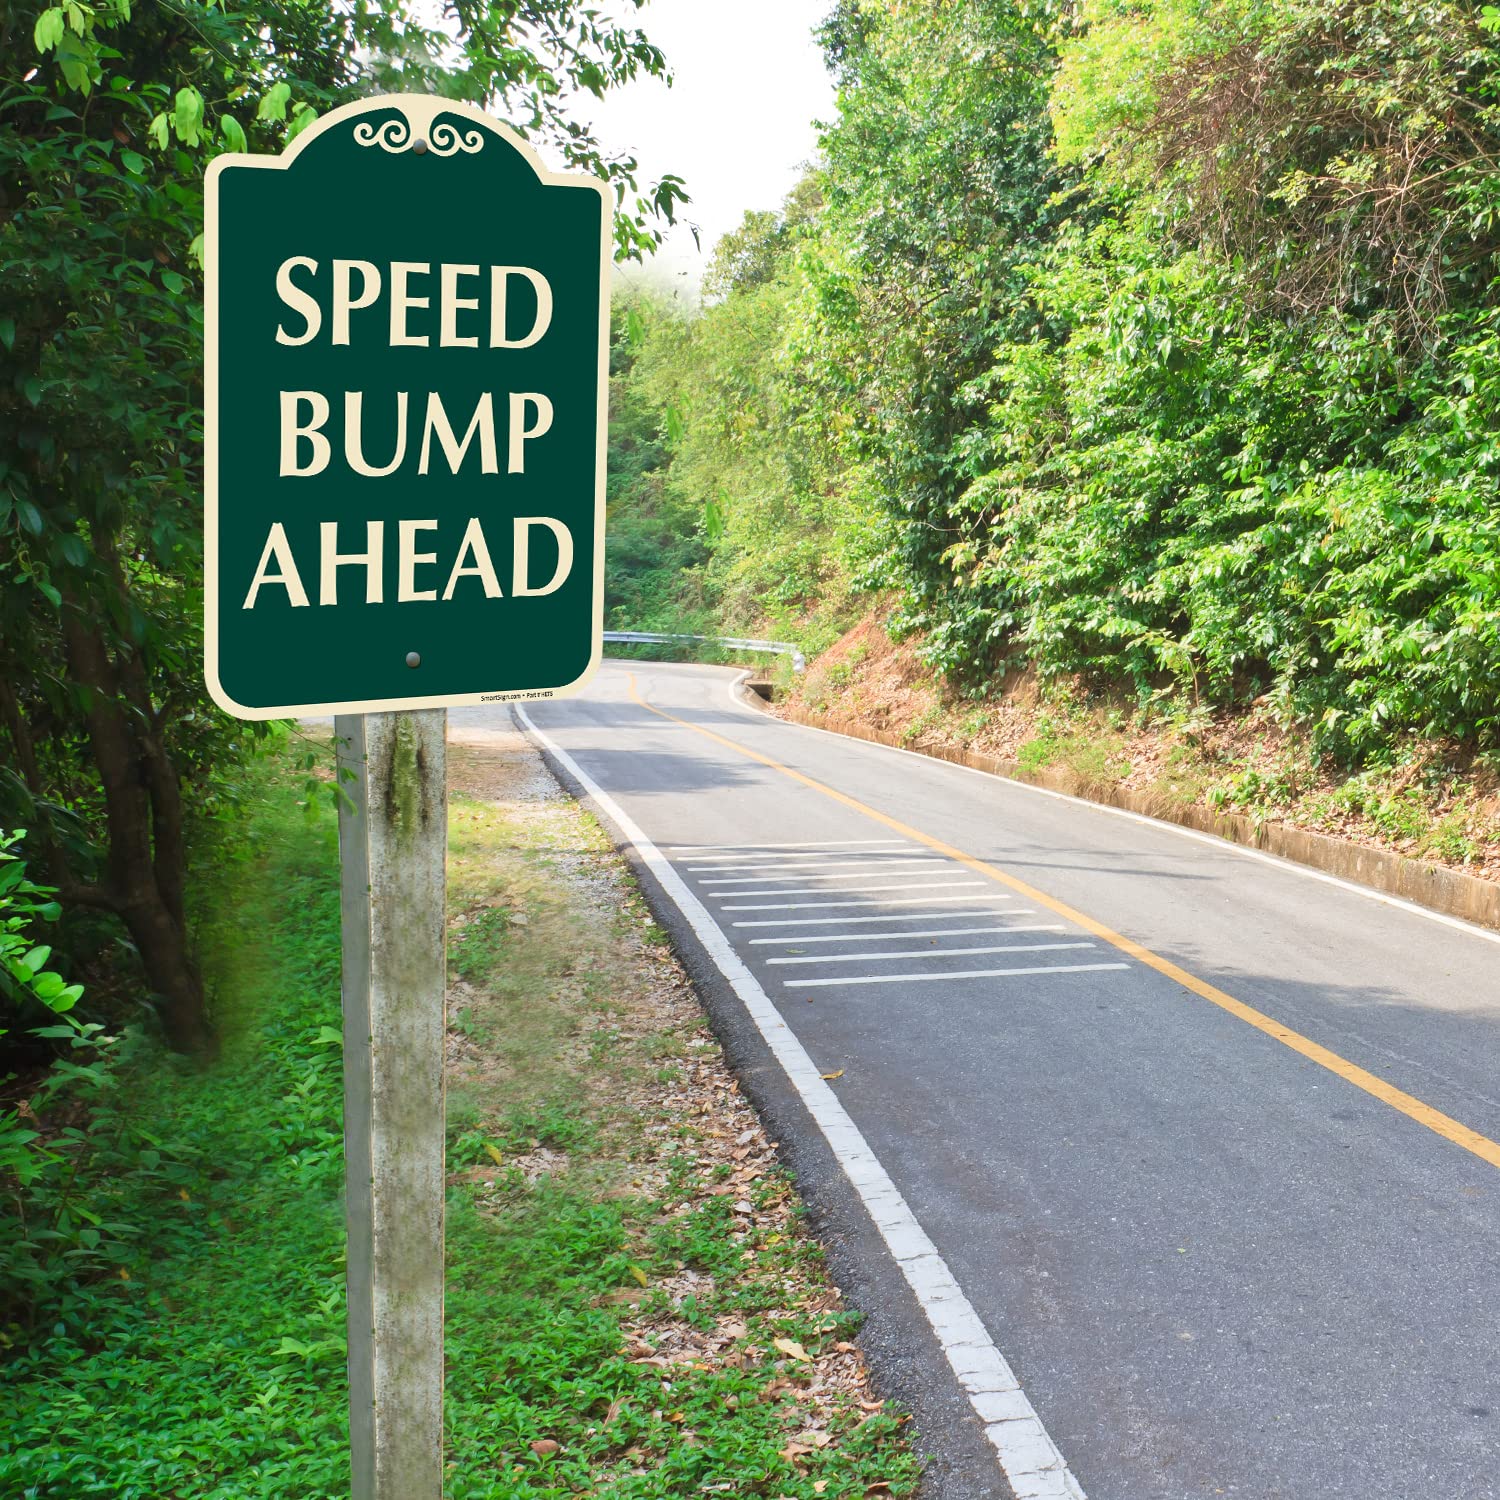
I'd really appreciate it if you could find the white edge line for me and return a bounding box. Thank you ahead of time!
[516,703,1087,1500]
[712,670,1500,951]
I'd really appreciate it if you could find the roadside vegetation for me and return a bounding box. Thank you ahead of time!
[1,0,683,1058]
[1,734,919,1497]
[603,0,1500,874]
[790,611,1500,881]
[1,0,686,1433]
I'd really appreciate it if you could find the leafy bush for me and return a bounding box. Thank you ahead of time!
[0,830,134,1335]
[604,0,1500,762]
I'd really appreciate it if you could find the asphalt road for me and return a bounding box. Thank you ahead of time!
[454,660,1500,1500]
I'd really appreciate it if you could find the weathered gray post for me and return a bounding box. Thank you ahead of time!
[335,710,447,1500]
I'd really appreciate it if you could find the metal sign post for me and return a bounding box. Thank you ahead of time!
[202,94,609,1498]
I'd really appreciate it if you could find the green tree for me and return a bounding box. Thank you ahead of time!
[603,292,711,632]
[805,0,1073,679]
[943,0,1500,751]
[652,182,858,630]
[1051,0,1500,346]
[0,0,682,1053]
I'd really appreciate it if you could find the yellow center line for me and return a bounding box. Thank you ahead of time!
[626,672,1500,1173]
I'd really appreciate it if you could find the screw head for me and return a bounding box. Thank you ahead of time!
[405,651,421,668]
[412,137,429,155]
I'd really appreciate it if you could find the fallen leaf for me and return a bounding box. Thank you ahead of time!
[483,1143,504,1168]
[772,1337,811,1362]
[794,1429,833,1448]
[628,1264,649,1287]
[821,1070,844,1081]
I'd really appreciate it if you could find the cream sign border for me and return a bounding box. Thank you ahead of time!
[203,94,611,720]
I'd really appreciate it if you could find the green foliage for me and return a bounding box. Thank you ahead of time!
[0,757,352,1495]
[449,906,512,985]
[804,0,1074,674]
[1,832,82,1026]
[606,183,869,642]
[0,832,128,1336]
[600,0,1500,766]
[1,0,685,1058]
[602,294,713,633]
[949,196,1500,755]
[1053,0,1500,342]
[0,747,919,1499]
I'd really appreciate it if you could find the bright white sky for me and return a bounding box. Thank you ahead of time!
[580,0,838,303]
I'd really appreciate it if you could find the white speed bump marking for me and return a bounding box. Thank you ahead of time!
[769,942,1096,966]
[671,838,911,853]
[784,961,1128,988]
[732,904,1019,927]
[722,889,989,911]
[749,924,1063,945]
[698,859,947,883]
[712,879,983,899]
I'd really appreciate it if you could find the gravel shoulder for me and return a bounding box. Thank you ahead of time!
[443,725,922,1498]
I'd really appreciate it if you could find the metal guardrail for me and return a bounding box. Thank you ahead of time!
[603,630,806,674]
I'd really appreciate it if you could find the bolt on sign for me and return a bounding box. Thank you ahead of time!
[205,95,608,717]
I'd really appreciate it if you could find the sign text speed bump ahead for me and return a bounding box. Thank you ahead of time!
[205,95,608,717]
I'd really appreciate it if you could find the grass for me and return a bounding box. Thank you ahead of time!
[1015,708,1131,786]
[0,738,919,1498]
[899,705,943,746]
[0,749,352,1498]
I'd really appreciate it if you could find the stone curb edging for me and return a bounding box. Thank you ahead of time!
[757,697,1500,935]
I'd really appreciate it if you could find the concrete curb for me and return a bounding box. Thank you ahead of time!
[757,699,1500,935]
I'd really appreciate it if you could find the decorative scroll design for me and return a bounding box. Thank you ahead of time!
[428,122,484,157]
[352,117,412,153]
[351,100,485,156]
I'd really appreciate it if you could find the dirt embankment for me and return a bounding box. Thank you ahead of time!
[765,608,1500,889]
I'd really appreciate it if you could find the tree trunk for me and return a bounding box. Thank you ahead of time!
[59,586,215,1058]
[120,888,212,1059]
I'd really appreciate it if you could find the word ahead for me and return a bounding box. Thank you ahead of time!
[205,96,609,718]
[243,516,572,609]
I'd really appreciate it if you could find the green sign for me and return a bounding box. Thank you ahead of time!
[205,96,609,719]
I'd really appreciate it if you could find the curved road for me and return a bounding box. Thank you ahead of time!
[453,660,1500,1500]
